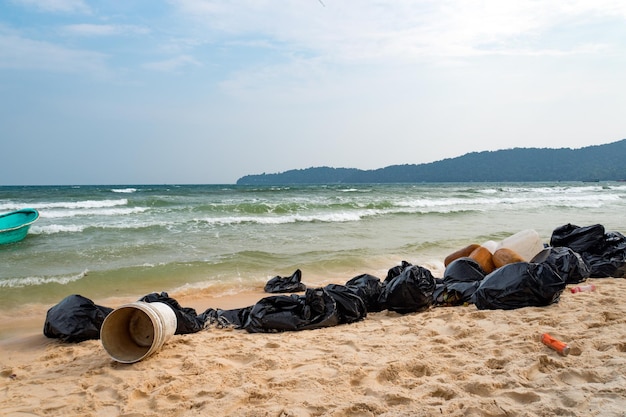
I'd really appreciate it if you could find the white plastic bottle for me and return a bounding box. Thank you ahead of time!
[496,229,544,261]
[571,284,596,293]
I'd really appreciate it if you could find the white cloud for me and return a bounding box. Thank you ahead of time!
[143,54,202,72]
[11,0,90,14]
[170,0,626,62]
[164,0,626,110]
[61,24,150,37]
[0,32,108,74]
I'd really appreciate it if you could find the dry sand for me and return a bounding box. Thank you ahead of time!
[1,278,626,417]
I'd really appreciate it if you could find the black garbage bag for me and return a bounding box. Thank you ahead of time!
[43,294,113,342]
[434,257,485,305]
[433,283,466,306]
[531,247,590,284]
[550,223,606,254]
[264,269,306,293]
[324,284,367,324]
[550,224,626,278]
[200,306,253,329]
[583,231,626,278]
[444,257,487,282]
[385,260,413,283]
[378,265,436,314]
[139,292,207,334]
[243,287,340,333]
[344,274,385,312]
[473,262,566,310]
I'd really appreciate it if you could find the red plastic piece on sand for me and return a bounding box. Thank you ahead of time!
[541,333,570,356]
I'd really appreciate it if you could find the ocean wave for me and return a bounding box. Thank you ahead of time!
[193,193,623,225]
[41,207,148,219]
[198,205,482,225]
[30,224,85,234]
[111,188,137,193]
[29,219,174,234]
[0,270,89,288]
[200,211,368,225]
[340,188,372,193]
[395,193,620,209]
[0,203,17,212]
[465,185,607,195]
[19,199,129,210]
[495,185,607,194]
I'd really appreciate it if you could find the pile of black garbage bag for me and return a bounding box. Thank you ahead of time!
[550,223,626,278]
[43,223,626,343]
[430,222,626,309]
[43,292,209,343]
[44,264,436,342]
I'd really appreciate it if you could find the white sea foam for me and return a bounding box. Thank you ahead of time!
[0,270,89,288]
[202,211,368,225]
[41,207,148,219]
[396,193,619,210]
[497,185,605,194]
[18,199,129,210]
[111,188,137,193]
[30,224,85,234]
[0,202,18,211]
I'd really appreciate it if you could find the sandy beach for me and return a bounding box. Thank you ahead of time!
[2,276,626,417]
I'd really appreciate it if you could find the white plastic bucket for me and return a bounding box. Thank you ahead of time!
[101,302,177,363]
[496,229,544,262]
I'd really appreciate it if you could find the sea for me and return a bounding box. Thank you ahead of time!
[1,182,625,312]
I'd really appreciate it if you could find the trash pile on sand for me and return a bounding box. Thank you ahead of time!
[40,223,626,366]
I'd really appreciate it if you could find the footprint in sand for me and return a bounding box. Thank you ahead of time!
[558,369,604,385]
[537,354,566,373]
[503,390,542,403]
[484,358,507,370]
[429,386,457,400]
[463,381,503,397]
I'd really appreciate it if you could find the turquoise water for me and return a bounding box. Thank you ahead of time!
[1,182,625,310]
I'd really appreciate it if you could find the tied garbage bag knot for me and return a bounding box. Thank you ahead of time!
[43,294,113,343]
[378,265,436,314]
[264,269,306,293]
[434,257,485,306]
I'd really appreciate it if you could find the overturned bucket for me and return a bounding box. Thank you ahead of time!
[101,302,177,363]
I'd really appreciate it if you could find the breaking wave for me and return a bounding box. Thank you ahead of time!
[0,270,89,288]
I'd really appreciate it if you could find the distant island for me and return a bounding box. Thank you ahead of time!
[237,139,626,185]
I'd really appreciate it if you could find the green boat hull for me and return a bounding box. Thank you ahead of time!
[0,208,39,245]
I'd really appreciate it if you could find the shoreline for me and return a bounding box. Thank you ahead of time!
[0,258,446,343]
[2,278,625,416]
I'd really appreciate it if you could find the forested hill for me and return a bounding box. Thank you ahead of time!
[236,139,626,185]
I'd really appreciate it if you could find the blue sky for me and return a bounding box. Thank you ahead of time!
[1,0,625,185]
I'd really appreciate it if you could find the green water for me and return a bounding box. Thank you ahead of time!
[2,182,625,310]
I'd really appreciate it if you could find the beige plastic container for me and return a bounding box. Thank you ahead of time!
[496,229,544,262]
[101,301,177,363]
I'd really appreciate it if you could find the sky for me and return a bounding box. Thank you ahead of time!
[1,0,625,185]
